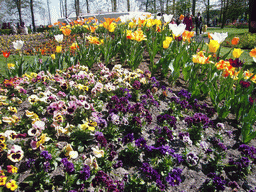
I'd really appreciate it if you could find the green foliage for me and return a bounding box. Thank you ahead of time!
[0,29,12,35]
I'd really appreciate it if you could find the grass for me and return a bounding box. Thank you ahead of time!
[203,27,248,36]
[0,55,49,77]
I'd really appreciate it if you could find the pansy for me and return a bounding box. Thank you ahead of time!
[7,145,24,162]
[5,130,17,140]
[28,95,39,105]
[84,155,99,170]
[7,165,18,173]
[0,176,7,186]
[6,180,18,191]
[92,146,104,158]
[64,144,78,159]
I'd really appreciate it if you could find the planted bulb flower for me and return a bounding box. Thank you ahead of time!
[210,32,228,44]
[168,23,186,37]
[233,48,243,58]
[12,40,24,50]
[207,40,220,53]
[163,14,173,23]
[54,34,64,43]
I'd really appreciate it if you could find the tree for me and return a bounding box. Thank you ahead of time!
[14,0,23,24]
[29,0,35,32]
[74,0,80,17]
[249,0,256,33]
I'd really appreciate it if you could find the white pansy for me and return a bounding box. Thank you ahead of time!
[210,32,228,44]
[92,146,104,158]
[54,34,64,43]
[12,40,24,50]
[168,23,186,37]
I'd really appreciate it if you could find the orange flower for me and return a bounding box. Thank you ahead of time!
[115,18,120,22]
[41,49,45,55]
[62,28,71,36]
[70,43,79,50]
[48,25,53,28]
[231,37,239,45]
[90,26,96,33]
[249,48,256,57]
[180,14,184,21]
[182,31,195,42]
[2,51,10,58]
[208,32,213,39]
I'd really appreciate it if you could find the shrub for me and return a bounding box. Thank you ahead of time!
[222,32,256,49]
[0,29,12,35]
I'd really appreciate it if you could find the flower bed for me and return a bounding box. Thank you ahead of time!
[0,13,256,191]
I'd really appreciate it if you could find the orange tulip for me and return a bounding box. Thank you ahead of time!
[180,14,184,21]
[249,48,256,57]
[3,51,10,58]
[208,32,213,39]
[62,28,71,36]
[231,37,239,45]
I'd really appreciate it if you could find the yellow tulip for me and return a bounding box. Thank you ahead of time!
[233,48,243,58]
[56,46,62,53]
[51,54,55,60]
[208,40,220,53]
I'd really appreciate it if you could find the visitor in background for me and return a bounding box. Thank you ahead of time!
[11,23,17,35]
[183,13,193,31]
[195,12,203,35]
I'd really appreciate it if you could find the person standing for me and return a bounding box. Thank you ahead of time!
[183,13,193,31]
[195,12,203,35]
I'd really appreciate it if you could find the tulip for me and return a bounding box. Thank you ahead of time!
[54,34,64,43]
[233,48,243,58]
[180,14,184,21]
[249,48,256,63]
[51,54,56,60]
[210,32,228,44]
[208,40,220,53]
[56,46,62,53]
[169,23,186,37]
[163,14,173,23]
[231,37,239,45]
[12,40,24,50]
[2,51,10,58]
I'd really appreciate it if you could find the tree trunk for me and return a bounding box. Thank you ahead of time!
[86,0,90,13]
[221,0,229,28]
[154,0,157,13]
[192,0,196,16]
[75,0,80,18]
[166,0,169,14]
[207,0,210,26]
[47,0,51,24]
[65,0,67,17]
[173,0,175,15]
[146,0,149,12]
[30,0,36,32]
[249,0,256,33]
[159,0,164,14]
[127,0,130,12]
[14,0,22,25]
[60,0,63,18]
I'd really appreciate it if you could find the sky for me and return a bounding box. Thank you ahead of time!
[42,0,219,25]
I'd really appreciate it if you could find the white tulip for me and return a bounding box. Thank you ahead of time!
[169,23,186,37]
[210,32,228,44]
[12,40,24,50]
[54,34,64,43]
[163,14,173,23]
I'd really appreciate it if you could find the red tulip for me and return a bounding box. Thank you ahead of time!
[3,51,10,58]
